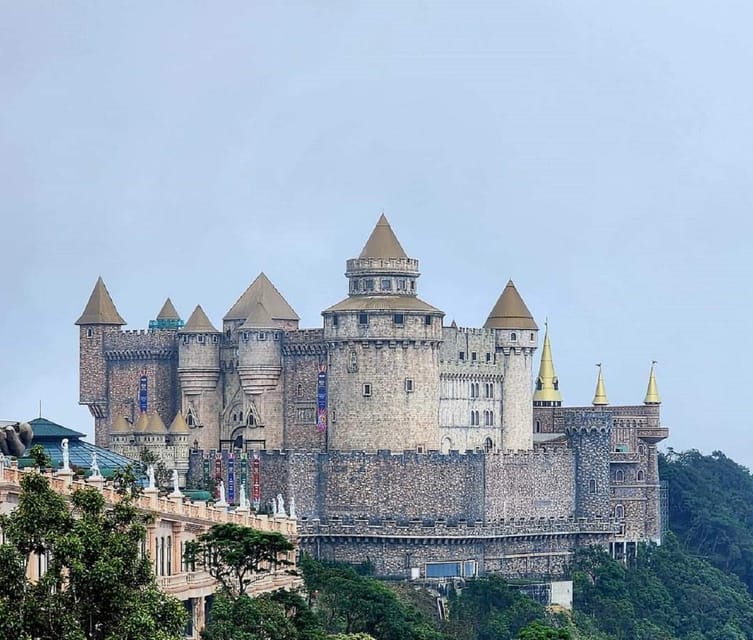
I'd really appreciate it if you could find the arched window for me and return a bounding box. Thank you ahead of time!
[535,420,541,433]
[589,479,597,494]
[296,384,303,398]
[615,504,625,519]
[615,469,624,482]
[441,437,452,454]
[484,438,494,453]
[510,332,517,342]
[86,327,93,338]
[637,470,645,481]
[185,408,197,427]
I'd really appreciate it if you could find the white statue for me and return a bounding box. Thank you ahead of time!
[289,495,296,520]
[0,452,5,478]
[171,469,180,495]
[271,497,278,517]
[61,438,70,472]
[217,480,227,506]
[239,482,249,509]
[277,493,285,518]
[90,451,102,479]
[146,464,156,490]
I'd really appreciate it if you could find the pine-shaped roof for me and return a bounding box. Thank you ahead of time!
[144,411,168,434]
[533,323,562,405]
[169,412,191,435]
[156,298,181,320]
[484,280,538,330]
[182,305,220,333]
[359,214,407,259]
[224,273,299,322]
[240,300,276,329]
[110,415,132,434]
[134,412,150,433]
[644,361,661,405]
[592,364,609,406]
[75,277,126,325]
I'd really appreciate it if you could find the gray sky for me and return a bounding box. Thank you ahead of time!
[2,3,751,465]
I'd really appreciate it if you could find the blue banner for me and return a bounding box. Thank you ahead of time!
[138,375,148,412]
[317,363,327,432]
[227,454,235,504]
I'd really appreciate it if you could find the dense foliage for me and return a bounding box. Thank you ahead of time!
[0,471,186,640]
[659,449,753,591]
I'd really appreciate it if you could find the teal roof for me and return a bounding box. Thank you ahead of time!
[24,417,136,472]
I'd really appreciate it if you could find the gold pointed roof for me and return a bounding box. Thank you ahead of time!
[182,305,220,333]
[358,214,407,259]
[224,273,299,322]
[240,300,276,329]
[484,280,538,330]
[134,412,150,433]
[110,414,132,434]
[592,364,609,406]
[156,298,181,320]
[144,411,168,434]
[75,277,126,325]
[644,361,661,405]
[533,323,562,405]
[169,412,191,435]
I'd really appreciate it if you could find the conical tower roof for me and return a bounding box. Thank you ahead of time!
[75,277,126,325]
[156,298,181,320]
[359,214,407,259]
[484,280,538,330]
[533,322,562,406]
[240,300,276,329]
[110,414,132,434]
[144,411,168,434]
[134,412,150,433]
[169,412,191,435]
[592,364,609,406]
[644,361,661,405]
[182,305,220,333]
[224,273,299,322]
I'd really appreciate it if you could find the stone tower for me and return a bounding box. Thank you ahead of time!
[484,280,538,451]
[177,305,221,452]
[322,215,444,452]
[76,277,127,447]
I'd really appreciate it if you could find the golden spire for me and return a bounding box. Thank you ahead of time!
[592,363,609,406]
[533,321,562,406]
[644,361,661,405]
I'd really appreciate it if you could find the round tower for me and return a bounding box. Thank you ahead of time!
[177,305,221,450]
[484,280,538,451]
[322,214,444,452]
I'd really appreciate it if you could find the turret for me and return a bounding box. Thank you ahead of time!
[644,361,661,405]
[76,277,126,447]
[238,300,283,392]
[484,280,538,450]
[592,364,609,406]
[323,214,444,452]
[224,273,300,336]
[533,321,562,407]
[149,298,184,331]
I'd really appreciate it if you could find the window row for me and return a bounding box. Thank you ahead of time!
[181,334,220,344]
[470,410,495,426]
[613,469,645,482]
[469,382,495,399]
[459,351,494,363]
[362,379,415,397]
[350,278,416,293]
[356,312,434,327]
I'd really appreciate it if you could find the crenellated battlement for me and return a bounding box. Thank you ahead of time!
[346,256,420,275]
[440,361,502,379]
[105,329,178,350]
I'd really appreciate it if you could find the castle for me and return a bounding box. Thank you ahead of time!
[77,215,668,579]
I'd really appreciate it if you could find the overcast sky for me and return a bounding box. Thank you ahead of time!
[1,2,751,465]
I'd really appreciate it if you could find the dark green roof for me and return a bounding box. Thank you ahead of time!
[28,417,85,439]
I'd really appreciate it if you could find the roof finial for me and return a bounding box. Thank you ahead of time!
[644,361,661,405]
[592,363,609,406]
[533,321,562,407]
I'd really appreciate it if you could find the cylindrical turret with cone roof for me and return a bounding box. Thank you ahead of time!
[323,214,444,452]
[484,280,538,451]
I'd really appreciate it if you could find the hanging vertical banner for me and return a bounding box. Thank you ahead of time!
[252,454,260,510]
[202,457,210,490]
[227,454,236,504]
[316,363,327,432]
[138,374,148,412]
[214,456,222,500]
[240,454,248,502]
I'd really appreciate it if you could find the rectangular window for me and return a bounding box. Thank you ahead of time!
[212,335,218,343]
[359,313,368,326]
[486,352,492,363]
[397,279,406,291]
[426,562,462,578]
[331,408,337,423]
[197,335,204,343]
[459,351,465,361]
[258,331,266,341]
[333,315,339,327]
[243,332,249,341]
[394,313,404,325]
[365,279,375,292]
[381,279,392,290]
[273,332,280,340]
[471,351,477,362]
[362,383,372,397]
[405,378,414,393]
[424,315,432,325]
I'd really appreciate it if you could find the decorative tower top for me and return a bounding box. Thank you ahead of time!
[224,273,299,324]
[240,300,276,329]
[181,305,220,333]
[644,361,661,405]
[169,412,191,435]
[533,322,562,407]
[110,414,132,435]
[484,280,538,330]
[75,277,126,325]
[150,298,183,330]
[343,214,422,299]
[592,364,609,406]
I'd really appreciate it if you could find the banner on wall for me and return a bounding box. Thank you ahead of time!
[227,454,236,504]
[214,456,222,500]
[138,374,148,412]
[252,454,260,510]
[316,363,327,432]
[202,457,210,490]
[240,454,248,502]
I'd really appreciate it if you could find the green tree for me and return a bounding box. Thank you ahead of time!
[140,447,171,492]
[517,621,571,639]
[0,471,186,639]
[184,522,295,597]
[27,443,51,469]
